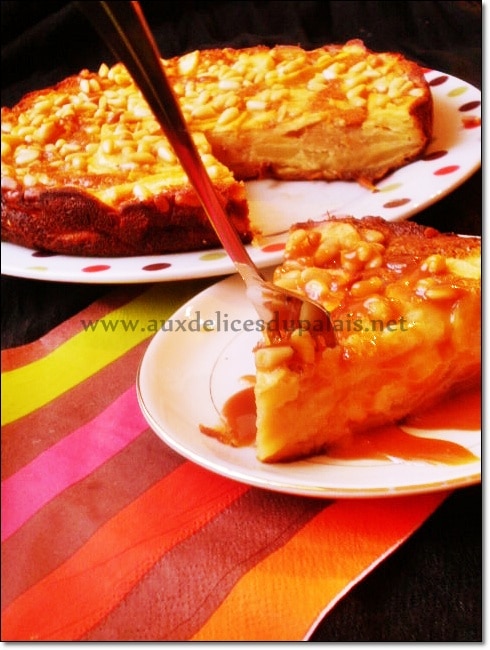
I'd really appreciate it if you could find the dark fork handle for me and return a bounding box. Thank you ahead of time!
[77,0,258,271]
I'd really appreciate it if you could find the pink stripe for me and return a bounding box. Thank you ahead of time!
[1,386,147,541]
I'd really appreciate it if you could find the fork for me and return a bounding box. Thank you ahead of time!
[78,0,335,347]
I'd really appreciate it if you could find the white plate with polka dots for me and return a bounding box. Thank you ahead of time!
[1,70,481,284]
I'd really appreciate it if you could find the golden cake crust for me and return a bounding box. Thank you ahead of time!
[1,40,432,257]
[167,41,433,183]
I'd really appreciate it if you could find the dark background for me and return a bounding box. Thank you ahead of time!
[1,1,482,641]
[1,1,482,105]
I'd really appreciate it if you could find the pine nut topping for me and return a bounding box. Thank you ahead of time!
[272,217,479,349]
[1,39,431,210]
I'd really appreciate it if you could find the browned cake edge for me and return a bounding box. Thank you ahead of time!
[1,182,250,256]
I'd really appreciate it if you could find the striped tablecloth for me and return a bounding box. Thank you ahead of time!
[1,281,449,641]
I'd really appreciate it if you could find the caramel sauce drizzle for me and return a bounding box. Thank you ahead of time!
[215,386,480,465]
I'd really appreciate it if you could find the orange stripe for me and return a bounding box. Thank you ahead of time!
[191,491,448,641]
[1,463,248,641]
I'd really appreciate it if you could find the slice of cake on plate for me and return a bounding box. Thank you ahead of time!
[253,217,481,462]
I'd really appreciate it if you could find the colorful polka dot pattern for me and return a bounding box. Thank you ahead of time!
[6,69,480,282]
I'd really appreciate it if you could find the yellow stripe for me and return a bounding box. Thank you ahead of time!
[2,280,211,425]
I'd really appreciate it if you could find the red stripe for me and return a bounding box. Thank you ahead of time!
[1,429,185,609]
[83,489,329,640]
[1,464,248,641]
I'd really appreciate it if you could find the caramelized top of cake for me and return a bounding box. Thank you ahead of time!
[1,40,431,209]
[164,40,429,136]
[1,66,235,210]
[270,216,480,359]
